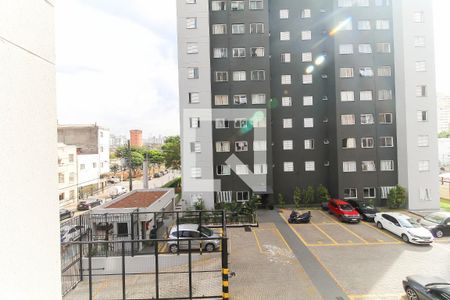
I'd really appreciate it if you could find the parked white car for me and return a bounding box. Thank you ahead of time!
[374,212,434,244]
[109,186,127,198]
[60,225,85,243]
[167,224,221,253]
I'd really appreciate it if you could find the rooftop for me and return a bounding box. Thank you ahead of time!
[105,190,167,209]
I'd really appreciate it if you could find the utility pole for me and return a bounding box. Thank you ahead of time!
[143,153,149,189]
[128,140,133,191]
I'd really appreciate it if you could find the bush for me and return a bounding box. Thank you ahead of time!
[278,193,285,208]
[387,185,407,209]
[316,185,330,203]
[293,187,302,209]
[304,186,315,205]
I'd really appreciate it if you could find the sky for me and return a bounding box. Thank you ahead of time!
[56,0,450,137]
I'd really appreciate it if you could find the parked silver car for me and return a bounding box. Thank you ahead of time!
[167,224,221,253]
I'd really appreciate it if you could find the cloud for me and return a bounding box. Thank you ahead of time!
[56,0,179,137]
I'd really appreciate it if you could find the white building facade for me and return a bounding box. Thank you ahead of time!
[57,143,78,205]
[438,95,450,133]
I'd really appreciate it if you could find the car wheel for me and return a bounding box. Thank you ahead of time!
[405,287,419,300]
[205,243,215,252]
[169,244,178,254]
[328,210,332,215]
[401,234,409,243]
[377,222,383,229]
[434,229,444,238]
[338,215,343,222]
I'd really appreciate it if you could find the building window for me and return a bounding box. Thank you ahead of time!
[357,0,370,7]
[69,190,75,200]
[215,71,229,82]
[186,0,196,3]
[379,136,394,148]
[58,173,64,183]
[359,67,374,77]
[252,94,266,104]
[414,36,425,47]
[419,160,430,172]
[92,162,97,168]
[58,193,65,201]
[187,42,199,54]
[302,74,313,84]
[187,67,199,79]
[251,70,266,81]
[253,140,267,151]
[212,1,226,11]
[232,71,246,81]
[217,191,233,203]
[281,53,291,63]
[379,113,393,124]
[341,91,355,102]
[231,1,244,11]
[378,89,393,100]
[301,31,312,40]
[300,53,312,63]
[189,92,200,104]
[304,139,314,150]
[235,141,248,152]
[360,91,373,101]
[216,141,230,152]
[284,162,294,172]
[375,0,390,6]
[282,97,292,107]
[417,110,428,122]
[283,140,293,150]
[344,188,358,199]
[303,96,313,106]
[283,118,293,128]
[339,44,354,55]
[213,48,228,58]
[342,138,357,149]
[214,95,229,106]
[216,165,231,176]
[236,164,249,175]
[186,18,197,29]
[250,47,265,57]
[281,75,292,85]
[361,114,374,125]
[305,161,315,172]
[250,23,264,34]
[234,118,248,128]
[231,23,245,34]
[419,188,432,201]
[416,85,427,97]
[80,164,85,170]
[341,114,355,125]
[280,31,290,41]
[212,24,227,34]
[376,43,391,53]
[190,142,201,153]
[343,161,357,173]
[280,9,289,19]
[376,20,390,30]
[191,168,202,178]
[215,119,230,129]
[190,117,200,128]
[69,173,75,183]
[304,118,314,128]
[363,188,376,199]
[68,154,74,162]
[362,161,376,172]
[233,94,247,105]
[249,0,263,10]
[301,9,311,18]
[254,164,268,175]
[358,20,371,30]
[418,135,429,147]
[252,115,266,128]
[413,11,424,23]
[338,0,353,7]
[361,137,374,149]
[340,68,354,78]
[377,66,392,77]
[232,48,246,58]
[415,61,427,72]
[236,191,250,202]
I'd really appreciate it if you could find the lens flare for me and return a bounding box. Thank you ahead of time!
[329,17,352,37]
[315,55,326,66]
[306,65,315,74]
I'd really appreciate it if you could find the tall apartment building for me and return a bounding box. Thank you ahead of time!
[177,0,439,211]
[57,143,78,205]
[437,95,450,133]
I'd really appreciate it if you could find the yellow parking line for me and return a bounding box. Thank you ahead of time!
[349,293,405,299]
[338,224,369,244]
[307,241,402,247]
[312,223,338,245]
[252,230,264,253]
[319,210,339,223]
[273,227,293,253]
[360,221,402,243]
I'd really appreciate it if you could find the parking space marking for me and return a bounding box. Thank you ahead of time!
[252,230,264,253]
[311,223,338,245]
[359,221,402,243]
[273,227,294,253]
[253,227,294,254]
[348,293,405,299]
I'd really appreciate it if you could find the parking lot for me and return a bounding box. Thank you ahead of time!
[229,209,450,300]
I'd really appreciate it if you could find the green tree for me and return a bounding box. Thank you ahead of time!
[293,187,302,209]
[193,197,205,211]
[162,136,181,169]
[130,151,144,174]
[277,193,285,208]
[110,164,119,175]
[387,185,407,209]
[438,131,450,138]
[147,149,164,165]
[304,186,315,205]
[242,195,261,214]
[316,185,330,203]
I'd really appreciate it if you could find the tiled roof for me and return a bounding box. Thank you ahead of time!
[106,191,166,208]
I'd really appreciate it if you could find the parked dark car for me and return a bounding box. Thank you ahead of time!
[403,275,450,300]
[59,208,73,221]
[153,172,161,178]
[347,200,378,222]
[77,198,103,211]
[419,212,450,238]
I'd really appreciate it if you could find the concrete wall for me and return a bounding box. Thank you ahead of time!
[394,0,440,210]
[0,0,61,298]
[78,154,102,189]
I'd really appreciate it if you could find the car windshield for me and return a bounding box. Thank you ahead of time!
[398,218,421,228]
[339,204,354,211]
[360,203,374,209]
[424,213,446,224]
[199,226,213,237]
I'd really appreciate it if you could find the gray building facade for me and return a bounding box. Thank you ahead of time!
[178,0,439,211]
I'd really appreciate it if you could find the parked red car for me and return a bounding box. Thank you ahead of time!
[327,199,361,223]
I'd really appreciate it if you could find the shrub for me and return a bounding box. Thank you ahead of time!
[293,187,302,209]
[316,185,330,203]
[387,185,407,209]
[304,186,315,205]
[278,193,285,208]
